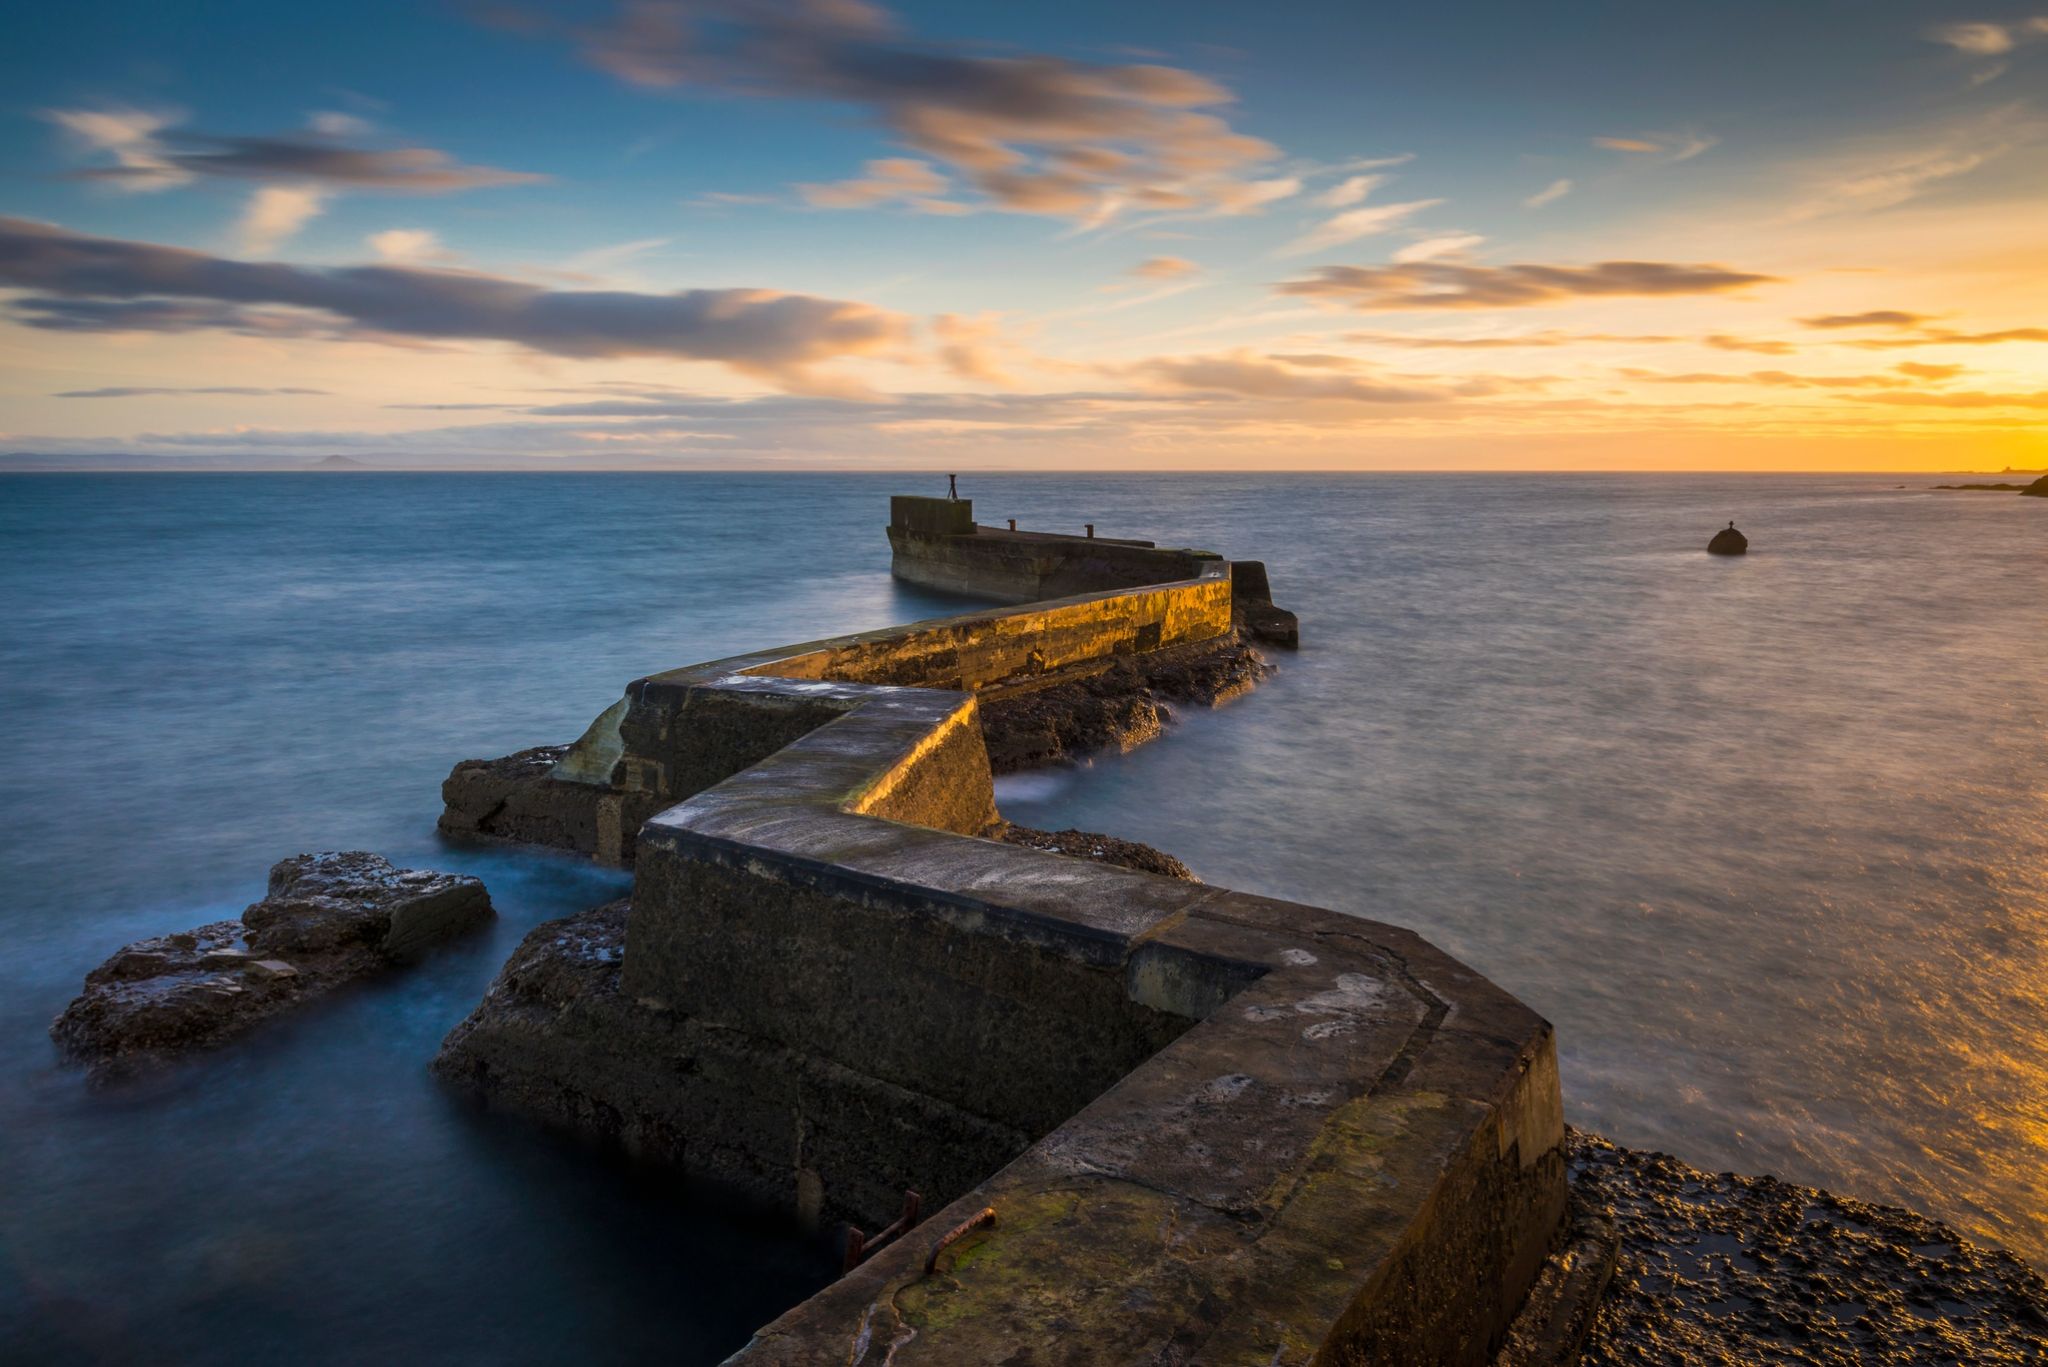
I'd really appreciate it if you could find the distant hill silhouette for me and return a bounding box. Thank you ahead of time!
[312,455,372,469]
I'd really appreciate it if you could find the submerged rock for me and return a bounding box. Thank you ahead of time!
[52,852,493,1079]
[977,629,1268,774]
[1571,1129,2048,1364]
[1707,522,1749,556]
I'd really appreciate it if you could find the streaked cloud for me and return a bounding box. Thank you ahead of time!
[1132,351,1490,402]
[1315,174,1384,208]
[1798,310,1932,329]
[1342,328,1681,349]
[1616,363,1957,389]
[1275,199,1443,257]
[1128,256,1199,279]
[539,0,1282,225]
[796,158,967,214]
[0,216,909,387]
[1277,258,1777,311]
[1834,326,2048,349]
[46,108,544,192]
[1522,179,1572,209]
[368,228,447,263]
[1593,131,1716,162]
[1703,334,1796,355]
[1925,22,2021,55]
[53,386,331,399]
[1393,234,1484,263]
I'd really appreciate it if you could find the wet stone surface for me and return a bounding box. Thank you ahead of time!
[1572,1129,2048,1365]
[993,823,1198,881]
[52,852,493,1081]
[977,630,1268,774]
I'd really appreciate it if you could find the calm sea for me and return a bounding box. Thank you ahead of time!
[2,472,2043,1361]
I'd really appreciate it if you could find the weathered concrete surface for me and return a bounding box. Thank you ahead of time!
[994,823,1197,881]
[54,852,492,1079]
[1570,1130,2048,1364]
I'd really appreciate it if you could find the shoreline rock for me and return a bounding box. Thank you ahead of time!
[52,852,493,1080]
[1570,1129,2048,1363]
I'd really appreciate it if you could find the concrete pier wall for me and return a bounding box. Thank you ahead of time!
[438,518,1562,1361]
[541,562,1235,862]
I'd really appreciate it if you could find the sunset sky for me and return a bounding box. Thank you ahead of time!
[3,0,2047,470]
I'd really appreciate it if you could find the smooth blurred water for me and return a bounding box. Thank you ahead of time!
[1,473,2043,1360]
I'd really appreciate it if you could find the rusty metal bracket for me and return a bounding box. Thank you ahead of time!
[842,1190,923,1274]
[922,1206,998,1277]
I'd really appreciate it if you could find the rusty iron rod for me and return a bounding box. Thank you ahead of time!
[922,1206,998,1277]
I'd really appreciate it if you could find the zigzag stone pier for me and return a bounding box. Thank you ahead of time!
[434,497,1568,1364]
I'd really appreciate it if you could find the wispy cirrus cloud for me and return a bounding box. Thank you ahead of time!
[1391,233,1485,263]
[1342,328,1681,349]
[1780,107,2040,220]
[1128,256,1199,279]
[1592,130,1717,162]
[505,0,1282,226]
[1924,18,2048,56]
[796,158,969,214]
[1276,258,1778,311]
[1617,363,1958,389]
[1522,179,1572,209]
[0,216,909,389]
[1274,198,1442,257]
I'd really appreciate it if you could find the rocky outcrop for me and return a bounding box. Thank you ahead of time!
[437,744,599,851]
[1707,522,1749,555]
[52,852,492,1079]
[2023,474,2048,497]
[1569,1129,2048,1364]
[977,629,1268,774]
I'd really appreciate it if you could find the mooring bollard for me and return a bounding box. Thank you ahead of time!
[1085,523,1095,538]
[1007,518,1016,531]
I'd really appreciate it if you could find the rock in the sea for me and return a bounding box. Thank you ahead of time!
[978,630,1268,774]
[51,852,492,1079]
[2023,474,2048,497]
[1707,521,1749,555]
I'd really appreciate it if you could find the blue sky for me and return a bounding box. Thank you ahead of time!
[2,1,2046,468]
